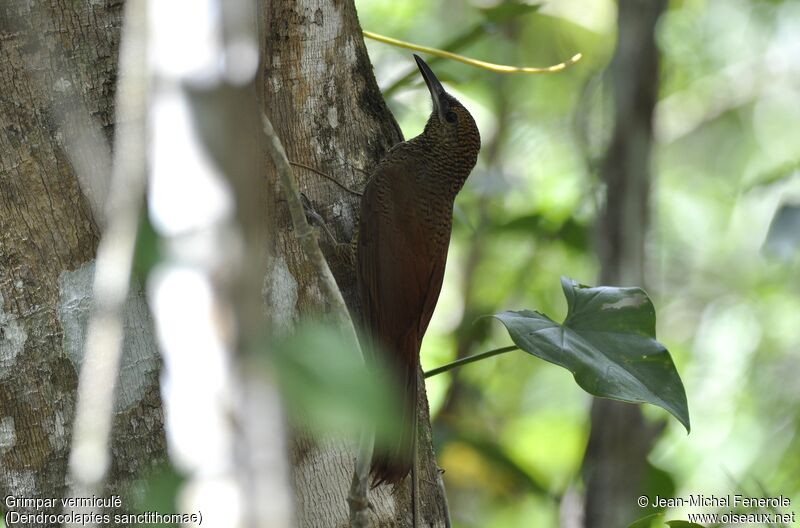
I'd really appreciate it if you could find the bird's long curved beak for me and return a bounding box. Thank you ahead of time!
[414,54,448,120]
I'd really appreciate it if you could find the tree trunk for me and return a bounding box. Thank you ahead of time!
[258,1,449,526]
[1,0,449,524]
[0,0,166,521]
[582,1,667,527]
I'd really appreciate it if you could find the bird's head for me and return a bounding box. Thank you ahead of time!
[414,54,481,163]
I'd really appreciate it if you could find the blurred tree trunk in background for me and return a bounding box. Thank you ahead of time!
[0,0,166,520]
[259,0,449,525]
[582,1,667,527]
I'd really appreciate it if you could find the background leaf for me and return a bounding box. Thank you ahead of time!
[434,422,552,497]
[480,0,541,23]
[494,277,690,432]
[627,513,665,528]
[762,203,800,260]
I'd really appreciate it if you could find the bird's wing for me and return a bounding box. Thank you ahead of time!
[356,160,445,350]
[356,156,449,484]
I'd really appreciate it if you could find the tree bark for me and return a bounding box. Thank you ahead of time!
[1,0,449,524]
[258,1,449,526]
[0,0,166,521]
[582,1,668,527]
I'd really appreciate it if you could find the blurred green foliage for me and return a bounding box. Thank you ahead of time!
[627,513,667,528]
[356,0,800,525]
[131,205,162,285]
[128,465,184,528]
[626,514,705,528]
[266,323,400,446]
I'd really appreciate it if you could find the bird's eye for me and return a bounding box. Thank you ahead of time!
[445,111,458,123]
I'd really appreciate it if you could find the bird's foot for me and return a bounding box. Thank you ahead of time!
[300,193,354,264]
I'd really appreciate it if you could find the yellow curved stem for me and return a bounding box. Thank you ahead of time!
[362,30,582,74]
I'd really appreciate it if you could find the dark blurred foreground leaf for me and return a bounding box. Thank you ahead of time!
[268,323,399,444]
[763,203,800,260]
[666,521,706,527]
[494,277,690,432]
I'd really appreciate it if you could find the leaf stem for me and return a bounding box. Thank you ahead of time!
[381,24,483,97]
[362,30,582,74]
[424,345,519,378]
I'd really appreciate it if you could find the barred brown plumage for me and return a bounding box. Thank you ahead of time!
[356,54,480,486]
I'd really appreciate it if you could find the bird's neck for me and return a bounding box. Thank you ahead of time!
[411,134,477,197]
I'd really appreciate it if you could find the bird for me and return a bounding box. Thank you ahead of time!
[356,54,481,486]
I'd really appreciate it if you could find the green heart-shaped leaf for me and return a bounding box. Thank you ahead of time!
[494,277,689,432]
